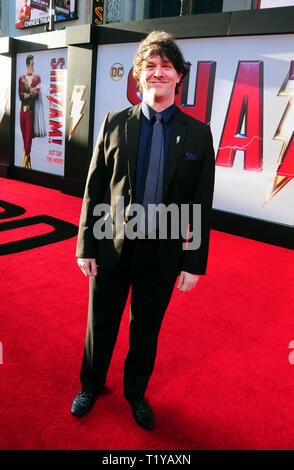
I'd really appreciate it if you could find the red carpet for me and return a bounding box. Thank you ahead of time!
[0,177,294,450]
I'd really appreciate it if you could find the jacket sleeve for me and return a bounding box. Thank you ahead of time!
[19,77,28,103]
[181,124,215,275]
[75,114,108,258]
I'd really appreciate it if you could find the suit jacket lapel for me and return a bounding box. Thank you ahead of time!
[125,103,142,192]
[163,107,188,201]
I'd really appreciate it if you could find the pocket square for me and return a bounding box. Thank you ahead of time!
[183,152,199,161]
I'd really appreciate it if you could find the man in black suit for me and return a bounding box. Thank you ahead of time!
[71,31,215,430]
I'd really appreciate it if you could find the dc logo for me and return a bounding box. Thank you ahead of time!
[110,63,124,81]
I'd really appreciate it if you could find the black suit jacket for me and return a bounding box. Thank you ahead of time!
[76,103,215,280]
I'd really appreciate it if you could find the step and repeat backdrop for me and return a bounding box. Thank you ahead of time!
[4,33,293,228]
[93,34,294,228]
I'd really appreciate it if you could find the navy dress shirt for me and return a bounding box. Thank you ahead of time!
[134,101,177,205]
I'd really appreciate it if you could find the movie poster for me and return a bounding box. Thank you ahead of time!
[15,0,77,29]
[93,35,294,228]
[15,48,67,176]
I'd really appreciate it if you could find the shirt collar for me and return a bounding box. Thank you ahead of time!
[142,101,177,124]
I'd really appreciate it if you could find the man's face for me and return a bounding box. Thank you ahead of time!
[27,59,34,75]
[139,54,182,102]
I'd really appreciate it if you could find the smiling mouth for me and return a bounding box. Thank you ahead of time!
[149,81,168,84]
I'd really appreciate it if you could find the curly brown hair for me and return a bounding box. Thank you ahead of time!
[133,31,187,95]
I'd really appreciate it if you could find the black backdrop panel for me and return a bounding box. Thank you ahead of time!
[64,45,96,195]
[0,55,12,177]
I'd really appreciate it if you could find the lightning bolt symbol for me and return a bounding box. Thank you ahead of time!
[265,61,294,203]
[69,85,87,141]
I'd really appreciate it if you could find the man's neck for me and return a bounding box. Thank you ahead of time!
[143,96,175,113]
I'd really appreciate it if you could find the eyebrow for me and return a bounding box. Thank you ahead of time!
[145,58,172,65]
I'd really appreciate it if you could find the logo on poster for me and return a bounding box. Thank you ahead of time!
[267,61,294,202]
[69,85,87,140]
[48,57,65,147]
[125,58,294,203]
[110,63,124,81]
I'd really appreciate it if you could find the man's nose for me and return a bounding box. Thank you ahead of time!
[154,66,163,77]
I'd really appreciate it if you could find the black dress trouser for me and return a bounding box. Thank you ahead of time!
[79,239,177,401]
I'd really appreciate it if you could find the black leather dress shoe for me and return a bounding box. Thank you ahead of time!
[71,391,96,417]
[128,398,155,430]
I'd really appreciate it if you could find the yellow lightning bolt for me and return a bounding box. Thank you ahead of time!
[265,61,294,203]
[69,85,87,141]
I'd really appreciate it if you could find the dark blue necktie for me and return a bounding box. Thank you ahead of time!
[142,112,165,235]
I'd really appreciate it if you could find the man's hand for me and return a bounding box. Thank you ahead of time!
[177,271,200,292]
[77,258,97,277]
